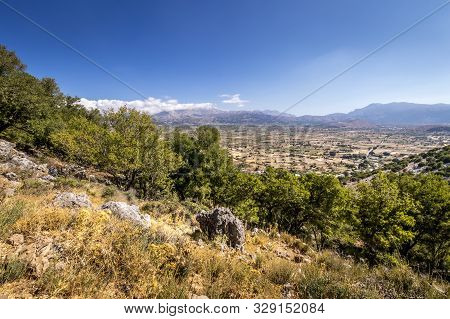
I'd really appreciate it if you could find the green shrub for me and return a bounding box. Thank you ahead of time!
[294,251,448,299]
[266,259,296,285]
[53,177,84,190]
[289,239,309,254]
[20,178,52,195]
[254,254,264,269]
[101,186,116,198]
[0,258,29,284]
[0,200,26,238]
[373,265,446,298]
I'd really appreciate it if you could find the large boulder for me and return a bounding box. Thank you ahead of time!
[195,207,245,249]
[53,192,93,209]
[101,201,150,228]
[0,139,47,176]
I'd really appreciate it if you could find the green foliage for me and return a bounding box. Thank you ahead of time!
[295,251,446,298]
[220,171,262,223]
[0,44,25,76]
[396,173,450,276]
[172,126,235,204]
[0,71,57,136]
[0,258,29,284]
[0,200,26,238]
[354,173,416,264]
[0,45,91,148]
[20,178,53,195]
[301,173,355,249]
[101,186,116,198]
[256,167,309,232]
[364,145,450,178]
[102,107,180,198]
[51,107,180,199]
[53,177,85,190]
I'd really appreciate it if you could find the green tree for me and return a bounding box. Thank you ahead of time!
[104,107,180,197]
[354,173,415,264]
[52,107,180,198]
[0,45,66,145]
[220,171,262,224]
[172,126,235,204]
[50,116,109,167]
[301,173,355,250]
[396,173,450,275]
[257,167,309,233]
[0,44,25,76]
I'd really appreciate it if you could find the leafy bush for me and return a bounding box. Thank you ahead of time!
[0,200,26,238]
[354,173,415,264]
[294,251,447,298]
[101,186,116,199]
[0,258,29,284]
[20,178,52,195]
[54,177,85,190]
[266,258,297,285]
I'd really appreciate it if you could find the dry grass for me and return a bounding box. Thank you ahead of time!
[0,188,448,299]
[294,251,448,298]
[265,258,297,285]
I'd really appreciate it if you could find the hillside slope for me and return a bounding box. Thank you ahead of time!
[0,140,447,299]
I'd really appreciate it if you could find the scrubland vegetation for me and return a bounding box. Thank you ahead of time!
[0,188,447,298]
[1,45,449,298]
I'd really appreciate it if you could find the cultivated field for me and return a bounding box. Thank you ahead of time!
[214,126,449,174]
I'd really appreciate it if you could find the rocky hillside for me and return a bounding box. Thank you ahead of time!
[0,139,447,298]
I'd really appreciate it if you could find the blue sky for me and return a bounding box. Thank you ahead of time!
[1,0,450,115]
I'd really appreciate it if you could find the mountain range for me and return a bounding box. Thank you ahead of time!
[153,102,450,127]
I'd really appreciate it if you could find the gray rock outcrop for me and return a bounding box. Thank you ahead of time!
[195,207,245,249]
[53,192,93,209]
[101,201,150,228]
[0,139,47,175]
[3,172,18,181]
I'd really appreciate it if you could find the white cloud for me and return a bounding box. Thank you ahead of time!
[79,97,213,114]
[220,94,249,107]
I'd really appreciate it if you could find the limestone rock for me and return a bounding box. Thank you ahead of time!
[40,174,56,182]
[48,166,59,177]
[0,140,15,159]
[0,139,46,176]
[195,207,245,249]
[53,192,93,209]
[10,155,39,171]
[101,201,150,228]
[3,172,18,181]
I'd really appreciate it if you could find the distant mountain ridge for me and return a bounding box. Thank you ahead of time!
[153,102,450,126]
